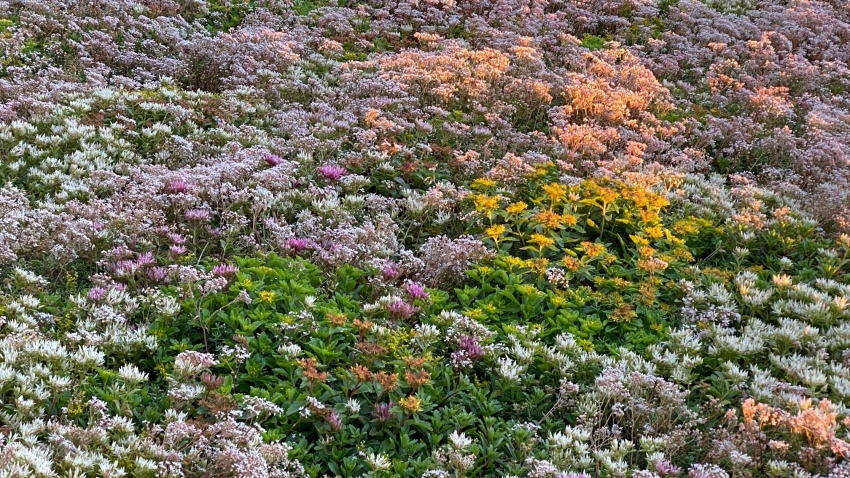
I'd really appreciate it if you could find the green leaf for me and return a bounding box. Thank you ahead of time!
[221,375,234,394]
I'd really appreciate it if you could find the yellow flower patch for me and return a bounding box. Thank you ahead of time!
[485,224,507,241]
[535,210,562,229]
[542,183,568,203]
[473,194,502,212]
[471,178,497,190]
[506,201,528,214]
[399,396,422,414]
[528,234,555,249]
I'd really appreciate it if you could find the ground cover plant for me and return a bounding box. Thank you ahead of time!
[1,0,850,476]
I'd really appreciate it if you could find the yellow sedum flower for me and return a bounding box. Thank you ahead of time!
[630,235,650,247]
[473,194,502,212]
[563,257,581,272]
[535,210,562,229]
[597,186,618,204]
[517,284,539,296]
[645,225,665,239]
[672,247,694,261]
[506,201,528,214]
[581,241,605,259]
[399,395,422,414]
[542,183,568,203]
[579,339,595,351]
[528,233,555,249]
[530,257,549,275]
[530,163,551,179]
[471,178,497,190]
[384,330,411,358]
[465,308,485,320]
[259,290,276,303]
[672,221,695,235]
[639,245,657,257]
[485,224,507,242]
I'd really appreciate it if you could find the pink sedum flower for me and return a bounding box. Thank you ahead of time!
[87,287,107,301]
[405,282,429,300]
[166,179,190,194]
[381,262,399,281]
[317,164,347,182]
[146,267,169,283]
[326,410,343,432]
[212,264,238,278]
[263,152,284,167]
[386,300,416,320]
[186,209,211,222]
[286,237,310,252]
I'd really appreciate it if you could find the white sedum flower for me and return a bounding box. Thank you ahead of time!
[448,431,473,450]
[365,452,391,471]
[277,343,302,359]
[118,364,149,384]
[497,357,523,382]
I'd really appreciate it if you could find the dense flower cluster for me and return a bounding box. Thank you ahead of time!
[1,0,849,476]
